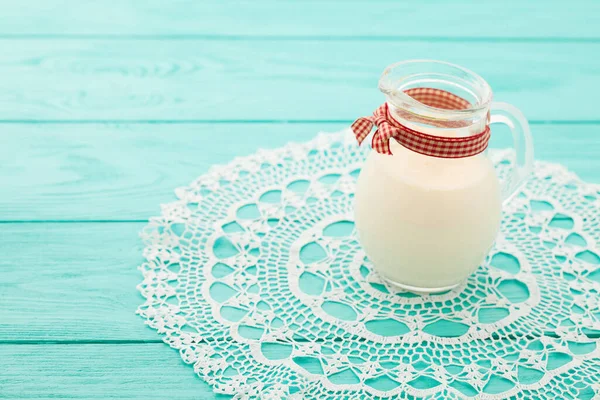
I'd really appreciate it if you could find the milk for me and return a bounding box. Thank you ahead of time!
[354,135,502,292]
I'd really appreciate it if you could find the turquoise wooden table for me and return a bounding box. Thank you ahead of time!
[1,1,599,398]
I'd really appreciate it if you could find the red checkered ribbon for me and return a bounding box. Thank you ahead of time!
[351,88,490,158]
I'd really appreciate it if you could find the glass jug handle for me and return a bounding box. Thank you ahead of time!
[490,102,534,204]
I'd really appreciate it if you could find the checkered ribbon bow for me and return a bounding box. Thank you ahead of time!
[351,88,491,158]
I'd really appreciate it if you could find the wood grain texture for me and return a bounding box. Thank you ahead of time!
[1,0,599,38]
[0,123,323,221]
[1,40,599,121]
[0,344,223,399]
[1,123,598,221]
[0,222,153,341]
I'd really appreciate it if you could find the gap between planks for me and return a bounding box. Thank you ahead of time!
[0,35,599,43]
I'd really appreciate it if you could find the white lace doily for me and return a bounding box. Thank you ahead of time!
[137,130,600,399]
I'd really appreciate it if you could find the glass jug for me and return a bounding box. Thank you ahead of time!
[354,60,533,293]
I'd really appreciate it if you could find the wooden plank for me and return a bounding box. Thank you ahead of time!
[0,123,598,222]
[0,342,589,399]
[0,123,323,221]
[0,40,599,121]
[0,222,153,341]
[0,344,222,399]
[1,0,598,38]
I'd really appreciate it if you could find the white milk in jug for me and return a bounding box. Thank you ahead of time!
[354,138,502,292]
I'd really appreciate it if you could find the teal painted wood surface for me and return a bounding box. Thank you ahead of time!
[0,40,599,121]
[1,1,599,398]
[1,123,599,221]
[0,222,152,342]
[1,0,599,38]
[0,344,227,399]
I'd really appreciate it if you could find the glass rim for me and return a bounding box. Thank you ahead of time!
[378,59,493,119]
